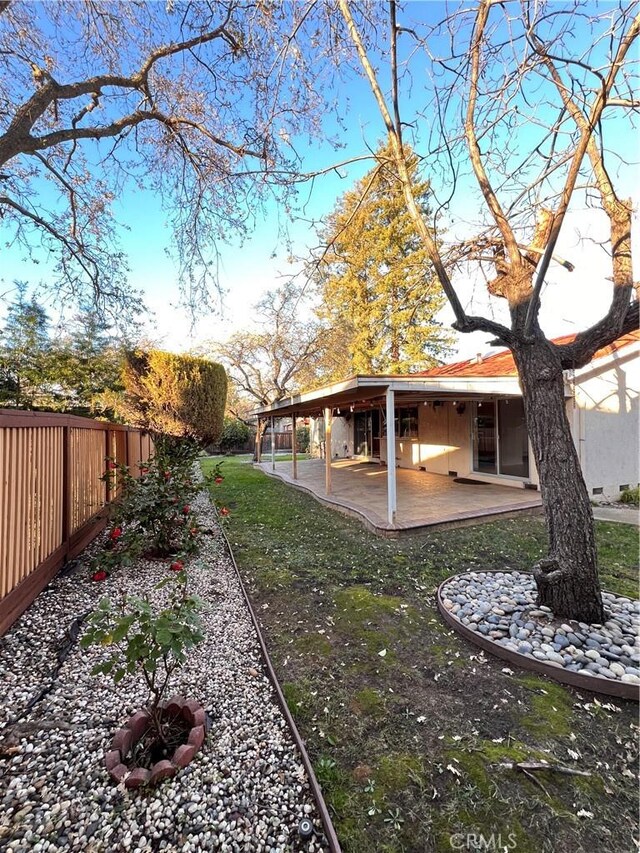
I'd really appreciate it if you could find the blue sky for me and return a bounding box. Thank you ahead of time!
[1,1,638,362]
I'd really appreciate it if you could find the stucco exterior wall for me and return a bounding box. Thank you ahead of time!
[379,402,472,475]
[309,416,353,459]
[571,348,639,500]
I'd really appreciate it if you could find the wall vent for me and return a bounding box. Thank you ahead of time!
[592,487,603,495]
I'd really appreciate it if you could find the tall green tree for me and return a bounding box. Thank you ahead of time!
[52,311,125,416]
[315,143,455,377]
[0,284,54,408]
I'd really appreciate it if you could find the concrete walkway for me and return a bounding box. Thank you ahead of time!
[592,505,639,526]
[257,458,542,535]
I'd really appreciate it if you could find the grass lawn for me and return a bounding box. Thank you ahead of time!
[203,456,639,853]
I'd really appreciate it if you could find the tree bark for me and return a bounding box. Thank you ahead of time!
[512,338,605,623]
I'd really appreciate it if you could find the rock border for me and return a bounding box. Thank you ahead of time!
[105,695,206,788]
[436,572,640,702]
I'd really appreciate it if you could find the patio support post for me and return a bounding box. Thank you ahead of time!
[324,407,332,494]
[255,418,262,463]
[385,387,397,525]
[292,413,298,480]
[270,416,275,471]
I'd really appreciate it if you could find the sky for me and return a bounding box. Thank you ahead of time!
[1,1,638,366]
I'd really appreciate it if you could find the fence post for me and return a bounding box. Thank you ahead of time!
[105,429,112,504]
[62,424,71,555]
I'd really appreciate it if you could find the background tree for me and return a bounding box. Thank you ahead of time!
[336,0,639,621]
[114,350,227,445]
[219,417,251,454]
[1,286,129,414]
[211,281,326,408]
[0,283,54,408]
[315,142,455,375]
[0,1,332,316]
[52,310,125,416]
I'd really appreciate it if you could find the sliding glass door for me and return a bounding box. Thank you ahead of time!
[354,410,380,458]
[472,399,529,478]
[472,401,497,473]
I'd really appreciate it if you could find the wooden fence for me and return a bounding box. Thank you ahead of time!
[261,431,293,453]
[0,410,154,636]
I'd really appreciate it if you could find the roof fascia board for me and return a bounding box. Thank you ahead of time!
[388,377,523,395]
[252,375,383,416]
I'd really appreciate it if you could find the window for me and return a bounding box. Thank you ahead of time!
[394,407,418,439]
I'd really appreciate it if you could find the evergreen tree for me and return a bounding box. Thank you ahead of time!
[53,311,124,416]
[316,143,455,376]
[0,284,54,408]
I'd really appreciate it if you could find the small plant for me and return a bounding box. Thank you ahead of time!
[204,460,225,487]
[620,485,639,506]
[81,571,204,755]
[384,807,404,831]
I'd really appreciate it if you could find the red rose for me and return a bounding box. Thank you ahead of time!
[220,507,230,517]
[214,477,223,484]
[164,470,171,480]
[110,527,122,540]
[140,466,149,474]
[182,505,190,514]
[190,527,198,535]
[170,560,184,572]
[107,461,117,470]
[92,570,107,581]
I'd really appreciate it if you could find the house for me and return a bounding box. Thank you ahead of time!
[254,330,639,526]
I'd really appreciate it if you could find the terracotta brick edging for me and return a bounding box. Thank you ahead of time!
[106,695,206,788]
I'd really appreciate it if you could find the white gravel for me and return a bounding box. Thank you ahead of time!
[0,486,329,852]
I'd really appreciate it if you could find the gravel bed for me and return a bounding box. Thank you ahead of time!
[440,571,640,685]
[0,488,328,852]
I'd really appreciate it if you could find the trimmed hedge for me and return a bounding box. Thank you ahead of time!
[120,350,227,445]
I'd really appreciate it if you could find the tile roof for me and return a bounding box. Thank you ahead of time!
[418,329,640,379]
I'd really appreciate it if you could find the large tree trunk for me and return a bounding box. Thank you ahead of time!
[512,339,605,624]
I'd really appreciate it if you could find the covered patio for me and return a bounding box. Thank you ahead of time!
[254,372,544,533]
[256,457,542,535]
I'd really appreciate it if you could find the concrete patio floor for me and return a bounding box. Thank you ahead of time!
[256,458,543,535]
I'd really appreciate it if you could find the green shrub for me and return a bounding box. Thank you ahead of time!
[296,425,310,453]
[94,440,203,577]
[219,417,251,453]
[620,486,639,506]
[116,350,227,445]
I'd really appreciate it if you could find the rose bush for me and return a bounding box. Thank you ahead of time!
[90,438,203,578]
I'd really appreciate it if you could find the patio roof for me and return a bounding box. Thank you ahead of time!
[253,372,525,419]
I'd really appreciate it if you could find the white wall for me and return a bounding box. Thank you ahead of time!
[572,348,639,499]
[309,415,353,459]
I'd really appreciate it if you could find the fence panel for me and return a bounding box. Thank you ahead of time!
[262,431,293,453]
[0,410,153,636]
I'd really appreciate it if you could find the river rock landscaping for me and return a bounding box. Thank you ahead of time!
[440,571,640,688]
[0,486,328,853]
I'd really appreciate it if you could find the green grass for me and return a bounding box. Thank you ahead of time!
[202,456,640,853]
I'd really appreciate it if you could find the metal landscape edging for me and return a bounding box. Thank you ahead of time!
[218,524,342,853]
[436,571,639,702]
